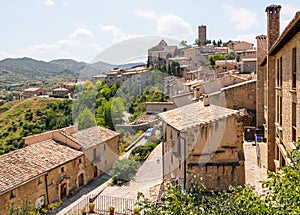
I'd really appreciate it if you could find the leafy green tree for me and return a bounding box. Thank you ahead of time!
[208,53,226,68]
[111,158,140,182]
[76,107,96,130]
[226,51,236,60]
[137,141,300,214]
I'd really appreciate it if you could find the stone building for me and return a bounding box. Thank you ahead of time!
[145,102,177,114]
[52,87,69,98]
[147,40,179,67]
[71,126,119,175]
[208,79,256,112]
[241,58,257,73]
[0,140,94,214]
[198,25,207,45]
[24,125,119,176]
[23,87,46,99]
[256,5,300,170]
[158,101,245,191]
[215,60,238,75]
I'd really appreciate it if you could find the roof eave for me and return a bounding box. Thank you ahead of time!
[269,12,300,56]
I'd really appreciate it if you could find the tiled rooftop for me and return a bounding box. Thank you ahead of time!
[71,126,119,149]
[158,102,237,131]
[0,140,83,194]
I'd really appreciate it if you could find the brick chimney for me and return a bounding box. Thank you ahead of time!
[203,94,210,106]
[265,5,281,50]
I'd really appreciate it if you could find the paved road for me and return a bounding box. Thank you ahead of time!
[101,143,163,200]
[244,142,267,194]
[121,136,147,159]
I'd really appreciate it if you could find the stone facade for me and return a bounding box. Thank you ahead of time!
[145,102,177,114]
[147,40,179,67]
[271,17,300,168]
[159,102,245,191]
[23,87,46,99]
[208,79,256,111]
[256,5,300,171]
[215,60,238,74]
[198,25,207,45]
[256,35,267,128]
[0,140,94,214]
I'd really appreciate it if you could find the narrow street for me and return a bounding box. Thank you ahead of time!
[243,141,268,194]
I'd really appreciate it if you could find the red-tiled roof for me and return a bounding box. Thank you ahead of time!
[0,140,82,194]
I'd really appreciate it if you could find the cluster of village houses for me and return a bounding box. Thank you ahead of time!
[1,4,300,213]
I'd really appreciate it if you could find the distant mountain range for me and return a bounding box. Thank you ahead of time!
[0,57,145,89]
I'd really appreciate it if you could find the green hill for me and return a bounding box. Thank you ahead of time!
[0,97,73,155]
[0,57,114,89]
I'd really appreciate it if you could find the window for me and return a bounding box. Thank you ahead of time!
[292,102,297,142]
[61,167,64,173]
[277,57,282,87]
[10,190,16,199]
[93,148,97,161]
[78,158,82,164]
[276,96,282,125]
[104,144,106,151]
[37,177,43,185]
[292,48,297,89]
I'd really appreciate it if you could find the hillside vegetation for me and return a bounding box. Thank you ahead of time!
[0,98,72,155]
[0,57,114,89]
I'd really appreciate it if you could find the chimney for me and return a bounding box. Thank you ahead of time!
[265,5,281,50]
[203,94,210,106]
[256,35,267,63]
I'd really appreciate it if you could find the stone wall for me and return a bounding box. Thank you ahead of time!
[208,80,256,111]
[273,31,300,168]
[162,114,245,191]
[0,155,94,214]
[83,136,119,174]
[146,102,178,114]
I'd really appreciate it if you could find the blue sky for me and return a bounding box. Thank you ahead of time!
[1,0,300,63]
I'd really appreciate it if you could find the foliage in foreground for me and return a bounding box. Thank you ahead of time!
[137,142,300,214]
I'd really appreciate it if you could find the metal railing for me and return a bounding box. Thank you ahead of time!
[61,194,136,215]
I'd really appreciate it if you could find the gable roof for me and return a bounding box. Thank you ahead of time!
[158,102,237,131]
[0,139,83,194]
[71,126,119,149]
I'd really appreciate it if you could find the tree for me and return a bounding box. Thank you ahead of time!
[76,107,96,130]
[226,51,236,60]
[179,40,192,48]
[137,141,300,214]
[111,158,140,182]
[208,53,226,68]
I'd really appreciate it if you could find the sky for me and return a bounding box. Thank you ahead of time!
[1,0,300,64]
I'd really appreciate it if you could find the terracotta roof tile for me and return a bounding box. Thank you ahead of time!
[0,140,83,194]
[71,126,119,149]
[158,102,237,131]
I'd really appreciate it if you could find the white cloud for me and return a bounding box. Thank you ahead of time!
[43,0,55,6]
[157,14,193,37]
[69,28,94,39]
[0,51,13,60]
[223,5,259,31]
[135,10,194,37]
[100,25,123,36]
[15,28,99,62]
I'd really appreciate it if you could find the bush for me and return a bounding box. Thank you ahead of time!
[111,159,140,184]
[130,142,158,161]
